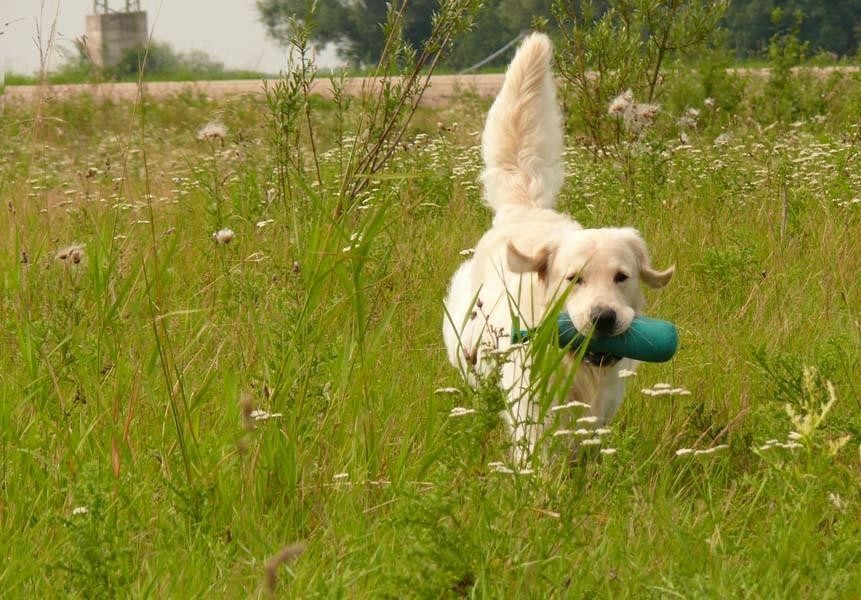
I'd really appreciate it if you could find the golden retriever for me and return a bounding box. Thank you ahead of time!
[442,33,674,463]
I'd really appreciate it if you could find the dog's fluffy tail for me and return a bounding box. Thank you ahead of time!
[481,32,564,213]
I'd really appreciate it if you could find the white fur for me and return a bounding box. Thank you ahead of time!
[442,33,674,464]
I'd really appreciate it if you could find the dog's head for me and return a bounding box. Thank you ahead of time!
[507,227,673,344]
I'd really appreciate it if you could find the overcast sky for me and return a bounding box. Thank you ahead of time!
[2,0,338,76]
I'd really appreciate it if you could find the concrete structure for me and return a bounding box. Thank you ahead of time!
[85,2,148,70]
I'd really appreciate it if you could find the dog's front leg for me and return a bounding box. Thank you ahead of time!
[500,354,542,466]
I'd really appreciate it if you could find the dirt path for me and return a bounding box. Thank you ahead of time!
[3,74,507,106]
[5,67,857,106]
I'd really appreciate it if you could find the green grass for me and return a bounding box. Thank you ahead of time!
[0,71,859,598]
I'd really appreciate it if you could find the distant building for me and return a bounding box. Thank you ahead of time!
[85,1,148,69]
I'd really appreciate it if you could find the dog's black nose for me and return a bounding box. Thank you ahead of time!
[590,307,617,334]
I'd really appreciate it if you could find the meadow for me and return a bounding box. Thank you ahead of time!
[0,63,859,597]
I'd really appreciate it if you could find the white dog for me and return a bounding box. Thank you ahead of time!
[442,33,674,463]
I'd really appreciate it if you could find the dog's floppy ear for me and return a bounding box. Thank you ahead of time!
[507,241,554,280]
[621,229,674,288]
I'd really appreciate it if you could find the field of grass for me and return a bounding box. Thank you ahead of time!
[1,68,859,598]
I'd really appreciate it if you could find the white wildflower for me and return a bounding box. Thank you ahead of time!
[580,438,602,446]
[576,416,600,425]
[434,387,461,395]
[250,409,283,421]
[694,444,729,456]
[71,506,89,516]
[594,428,612,436]
[333,472,349,481]
[600,448,617,455]
[703,97,716,108]
[255,219,274,229]
[213,228,235,244]
[617,368,637,379]
[550,400,591,412]
[448,407,477,418]
[459,248,475,256]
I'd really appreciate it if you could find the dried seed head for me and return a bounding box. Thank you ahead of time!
[197,121,228,142]
[265,542,307,593]
[56,244,85,264]
[608,89,634,115]
[213,228,235,244]
[239,393,255,430]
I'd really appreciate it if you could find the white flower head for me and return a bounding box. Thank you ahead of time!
[434,387,462,395]
[694,444,729,456]
[71,506,89,516]
[448,406,477,418]
[617,368,637,379]
[488,462,515,474]
[550,400,591,412]
[250,409,283,421]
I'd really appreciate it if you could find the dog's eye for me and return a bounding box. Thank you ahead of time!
[614,272,629,283]
[566,274,583,285]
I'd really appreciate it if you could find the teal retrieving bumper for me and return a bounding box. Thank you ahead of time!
[512,313,678,363]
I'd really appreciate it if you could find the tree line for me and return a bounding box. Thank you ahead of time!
[256,0,861,68]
